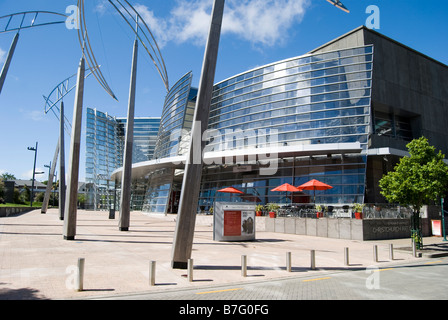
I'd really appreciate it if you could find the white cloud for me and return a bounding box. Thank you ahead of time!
[223,0,310,46]
[94,0,109,15]
[18,108,46,122]
[132,0,310,47]
[168,0,215,45]
[133,4,170,47]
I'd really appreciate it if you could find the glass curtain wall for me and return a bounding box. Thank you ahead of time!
[199,45,374,209]
[85,108,123,210]
[116,117,161,163]
[153,72,195,160]
[142,45,373,213]
[86,108,161,211]
[143,72,196,213]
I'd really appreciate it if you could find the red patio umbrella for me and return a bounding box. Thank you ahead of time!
[217,187,244,202]
[297,179,333,204]
[218,187,244,194]
[271,183,303,204]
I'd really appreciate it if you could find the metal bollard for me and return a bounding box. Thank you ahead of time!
[373,245,378,262]
[412,238,417,257]
[241,255,247,277]
[77,258,85,291]
[286,252,292,272]
[310,250,316,270]
[389,244,394,260]
[149,261,156,286]
[344,247,349,266]
[187,259,194,282]
[108,208,115,219]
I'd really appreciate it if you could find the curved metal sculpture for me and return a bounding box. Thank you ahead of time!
[326,0,350,13]
[108,0,169,91]
[77,0,118,100]
[0,11,68,95]
[43,65,99,133]
[0,11,67,33]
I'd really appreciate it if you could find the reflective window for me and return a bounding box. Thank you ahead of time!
[153,72,195,159]
[86,108,160,211]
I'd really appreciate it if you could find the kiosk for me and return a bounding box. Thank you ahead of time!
[214,202,256,241]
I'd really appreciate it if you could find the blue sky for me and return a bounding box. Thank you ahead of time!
[0,0,447,182]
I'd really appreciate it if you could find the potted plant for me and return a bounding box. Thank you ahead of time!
[255,204,264,216]
[266,203,279,218]
[353,203,365,219]
[315,204,323,218]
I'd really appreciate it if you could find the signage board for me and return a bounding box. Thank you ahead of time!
[233,165,252,173]
[431,220,442,237]
[214,202,256,242]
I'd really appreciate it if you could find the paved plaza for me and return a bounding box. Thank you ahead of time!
[0,209,446,300]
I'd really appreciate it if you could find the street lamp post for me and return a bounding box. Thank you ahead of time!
[27,142,38,207]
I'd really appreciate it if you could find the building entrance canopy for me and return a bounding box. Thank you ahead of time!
[111,142,362,181]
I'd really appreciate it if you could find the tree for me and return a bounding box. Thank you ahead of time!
[0,179,5,203]
[379,137,448,248]
[1,172,16,180]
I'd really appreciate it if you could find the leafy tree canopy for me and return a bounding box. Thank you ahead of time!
[1,172,16,180]
[379,137,448,213]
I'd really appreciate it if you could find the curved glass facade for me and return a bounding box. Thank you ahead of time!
[208,46,373,149]
[198,45,373,210]
[143,72,197,213]
[153,72,196,159]
[142,45,374,213]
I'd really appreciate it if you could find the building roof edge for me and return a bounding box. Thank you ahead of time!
[308,25,448,69]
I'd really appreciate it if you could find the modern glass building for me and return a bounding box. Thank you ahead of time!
[142,73,198,213]
[85,108,123,210]
[200,44,373,210]
[114,45,373,214]
[153,72,197,160]
[85,107,160,210]
[110,26,448,217]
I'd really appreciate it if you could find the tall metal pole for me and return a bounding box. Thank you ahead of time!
[0,32,19,96]
[28,141,38,207]
[63,57,85,240]
[171,0,225,269]
[41,141,59,214]
[118,39,138,231]
[59,101,66,220]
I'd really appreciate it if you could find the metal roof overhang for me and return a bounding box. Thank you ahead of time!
[111,142,363,181]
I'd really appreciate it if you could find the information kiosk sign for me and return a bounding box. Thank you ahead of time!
[214,202,256,242]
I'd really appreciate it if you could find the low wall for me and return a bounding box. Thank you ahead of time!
[0,207,34,217]
[157,211,443,241]
[264,217,364,240]
[263,216,442,240]
[261,205,444,241]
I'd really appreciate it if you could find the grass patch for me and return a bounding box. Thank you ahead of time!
[0,202,43,208]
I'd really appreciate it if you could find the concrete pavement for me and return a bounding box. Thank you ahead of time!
[0,208,446,300]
